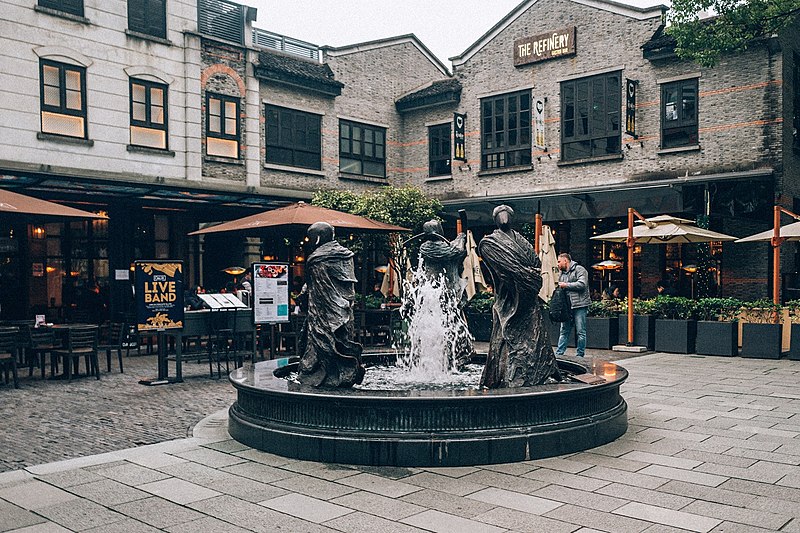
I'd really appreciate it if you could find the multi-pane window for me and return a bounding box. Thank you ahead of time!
[130,79,168,149]
[481,91,531,170]
[206,93,239,158]
[38,0,83,17]
[39,59,87,139]
[265,105,322,170]
[661,78,698,149]
[429,123,451,176]
[339,120,386,178]
[561,72,621,161]
[128,0,167,39]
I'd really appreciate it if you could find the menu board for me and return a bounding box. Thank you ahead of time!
[252,262,290,324]
[135,261,184,331]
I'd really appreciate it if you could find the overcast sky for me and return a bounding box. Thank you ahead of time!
[249,0,668,66]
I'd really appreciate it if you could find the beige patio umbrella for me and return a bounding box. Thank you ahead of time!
[538,225,559,302]
[462,230,487,300]
[0,188,106,219]
[592,212,737,347]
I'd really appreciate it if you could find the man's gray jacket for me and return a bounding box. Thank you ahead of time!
[558,261,591,309]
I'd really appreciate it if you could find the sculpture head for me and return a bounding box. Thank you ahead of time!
[307,222,335,248]
[422,219,444,241]
[492,204,514,231]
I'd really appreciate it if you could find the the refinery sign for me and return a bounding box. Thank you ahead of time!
[514,27,576,66]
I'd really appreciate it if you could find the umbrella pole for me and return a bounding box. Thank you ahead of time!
[627,209,635,345]
[773,205,782,308]
[535,214,542,255]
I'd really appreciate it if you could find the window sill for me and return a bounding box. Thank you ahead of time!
[263,162,325,177]
[204,155,244,166]
[127,145,175,157]
[125,29,172,47]
[425,175,453,183]
[657,144,701,155]
[556,153,623,167]
[477,164,534,177]
[34,5,89,24]
[37,132,93,146]
[338,173,388,184]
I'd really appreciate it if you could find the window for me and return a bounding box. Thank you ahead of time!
[661,78,698,149]
[128,0,167,39]
[560,72,621,161]
[38,0,83,17]
[429,123,451,176]
[793,53,799,150]
[40,59,87,139]
[130,79,168,149]
[265,105,321,170]
[206,93,239,158]
[481,91,531,169]
[339,120,386,178]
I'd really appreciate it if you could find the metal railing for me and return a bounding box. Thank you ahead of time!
[198,0,245,45]
[252,28,320,61]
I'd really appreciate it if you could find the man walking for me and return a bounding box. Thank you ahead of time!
[555,253,590,357]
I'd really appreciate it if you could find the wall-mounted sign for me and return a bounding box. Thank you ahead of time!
[253,262,290,324]
[625,78,638,138]
[514,26,576,66]
[135,261,184,331]
[453,113,467,162]
[533,98,546,150]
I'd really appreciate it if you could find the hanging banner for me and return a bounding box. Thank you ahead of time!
[253,262,290,324]
[533,98,546,150]
[625,78,638,138]
[453,113,466,162]
[135,261,184,331]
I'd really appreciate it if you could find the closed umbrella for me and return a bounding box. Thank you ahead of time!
[462,230,487,300]
[538,225,559,302]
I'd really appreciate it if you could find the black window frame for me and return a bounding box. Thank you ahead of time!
[660,77,699,149]
[793,52,800,151]
[265,104,322,171]
[39,59,87,139]
[38,0,83,17]
[339,119,386,179]
[480,90,532,170]
[428,123,452,177]
[206,92,240,159]
[560,71,621,162]
[127,0,167,39]
[129,78,168,149]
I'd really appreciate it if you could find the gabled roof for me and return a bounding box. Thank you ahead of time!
[254,50,344,97]
[321,34,451,77]
[395,78,462,112]
[451,0,667,67]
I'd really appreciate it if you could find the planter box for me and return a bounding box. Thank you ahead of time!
[790,324,800,360]
[466,312,492,342]
[586,316,618,350]
[618,314,655,350]
[695,321,737,356]
[655,319,697,354]
[741,323,782,359]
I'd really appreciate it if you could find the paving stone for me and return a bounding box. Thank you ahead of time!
[746,495,800,518]
[323,511,428,533]
[709,522,781,533]
[113,496,205,529]
[82,518,161,533]
[527,457,593,474]
[352,465,420,480]
[330,491,425,521]
[93,463,170,487]
[579,466,667,490]
[637,465,728,487]
[524,467,612,491]
[723,446,800,465]
[164,516,252,533]
[543,503,652,533]
[171,447,246,468]
[125,452,188,470]
[782,519,800,533]
[34,468,106,488]
[194,471,287,502]
[68,478,150,506]
[138,477,220,504]
[0,480,77,510]
[401,509,506,533]
[6,524,72,533]
[231,448,294,467]
[613,502,721,533]
[36,498,127,531]
[466,486,562,515]
[157,461,230,485]
[278,461,360,481]
[421,466,480,478]
[401,472,485,496]
[201,439,250,454]
[594,483,694,510]
[188,494,335,533]
[568,452,651,473]
[336,473,421,498]
[532,484,628,512]
[272,473,358,500]
[260,492,353,523]
[221,462,294,484]
[657,480,752,507]
[479,462,538,476]
[682,500,791,530]
[471,506,579,533]
[399,488,497,518]
[694,460,792,483]
[619,451,702,470]
[0,498,45,531]
[675,449,757,468]
[460,469,548,494]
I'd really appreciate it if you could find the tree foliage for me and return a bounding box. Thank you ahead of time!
[667,0,800,66]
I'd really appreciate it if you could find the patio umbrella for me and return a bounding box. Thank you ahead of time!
[538,225,559,302]
[0,188,106,219]
[462,230,487,300]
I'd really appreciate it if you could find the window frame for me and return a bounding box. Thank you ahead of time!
[480,90,532,170]
[428,123,452,177]
[660,77,699,149]
[793,53,800,151]
[560,71,622,162]
[265,104,322,171]
[39,59,87,139]
[38,0,83,17]
[127,0,167,39]
[129,78,168,150]
[339,119,386,179]
[205,92,240,159]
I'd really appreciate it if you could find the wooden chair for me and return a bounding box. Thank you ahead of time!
[51,326,99,382]
[98,322,129,373]
[0,327,19,388]
[26,326,61,379]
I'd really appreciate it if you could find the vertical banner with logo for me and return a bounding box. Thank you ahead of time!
[625,79,637,138]
[253,262,290,324]
[135,261,184,331]
[533,98,546,150]
[453,113,466,162]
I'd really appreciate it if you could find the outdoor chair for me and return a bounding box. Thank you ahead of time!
[51,325,99,382]
[0,327,19,388]
[98,322,129,373]
[206,311,235,379]
[26,326,61,379]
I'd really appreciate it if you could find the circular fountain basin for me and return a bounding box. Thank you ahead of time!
[228,355,628,467]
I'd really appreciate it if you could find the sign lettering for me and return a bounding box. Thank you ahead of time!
[625,78,637,138]
[453,113,466,162]
[514,27,576,66]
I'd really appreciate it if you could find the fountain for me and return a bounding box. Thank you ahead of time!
[228,213,627,467]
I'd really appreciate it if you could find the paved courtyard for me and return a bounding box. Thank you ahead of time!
[3,351,800,532]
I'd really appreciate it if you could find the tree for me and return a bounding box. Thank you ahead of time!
[667,0,800,66]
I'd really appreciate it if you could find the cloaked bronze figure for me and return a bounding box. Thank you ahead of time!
[477,205,560,388]
[298,222,365,387]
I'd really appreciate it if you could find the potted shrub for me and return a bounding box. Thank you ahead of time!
[785,300,800,360]
[695,298,742,356]
[651,296,697,354]
[740,299,783,359]
[587,300,620,349]
[618,298,656,350]
[465,291,494,342]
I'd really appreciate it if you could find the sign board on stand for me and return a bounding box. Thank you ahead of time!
[252,262,291,361]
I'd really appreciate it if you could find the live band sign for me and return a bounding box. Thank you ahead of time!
[625,78,638,138]
[453,113,466,162]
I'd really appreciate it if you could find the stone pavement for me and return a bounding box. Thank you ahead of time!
[4,352,800,532]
